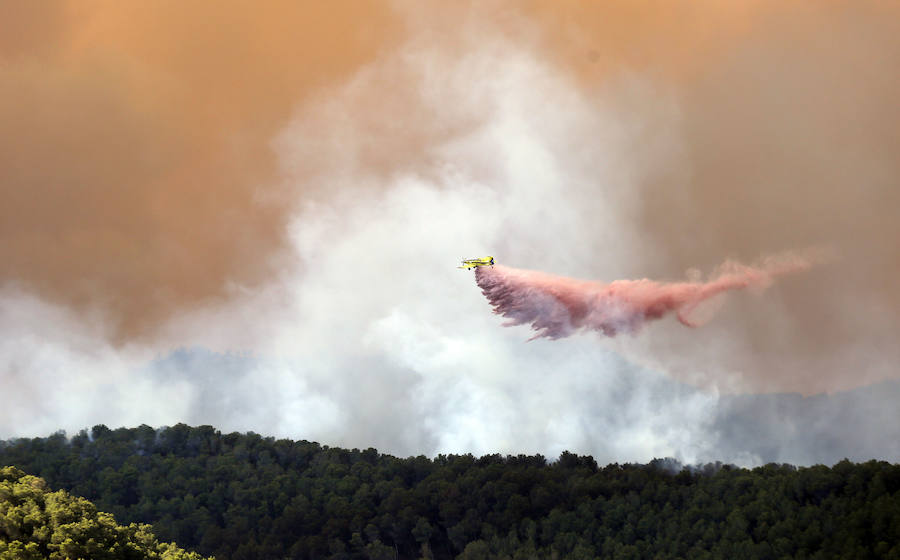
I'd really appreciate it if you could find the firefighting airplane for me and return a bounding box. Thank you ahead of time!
[458,256,494,270]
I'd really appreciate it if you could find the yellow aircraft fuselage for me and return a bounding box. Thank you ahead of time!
[459,256,494,270]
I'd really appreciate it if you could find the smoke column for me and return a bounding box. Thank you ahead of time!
[475,251,824,340]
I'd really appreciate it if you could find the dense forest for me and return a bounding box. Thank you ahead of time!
[2,425,899,559]
[0,466,208,559]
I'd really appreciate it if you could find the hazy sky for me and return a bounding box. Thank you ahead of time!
[2,1,898,465]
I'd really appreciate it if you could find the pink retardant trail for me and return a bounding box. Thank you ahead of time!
[474,250,828,340]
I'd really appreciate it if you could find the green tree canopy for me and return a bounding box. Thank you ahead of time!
[3,426,900,559]
[0,466,209,560]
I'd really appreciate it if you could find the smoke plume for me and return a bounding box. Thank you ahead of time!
[476,251,823,340]
[2,2,899,463]
[0,1,400,340]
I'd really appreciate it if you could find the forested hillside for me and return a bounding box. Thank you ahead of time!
[0,466,208,559]
[2,425,900,559]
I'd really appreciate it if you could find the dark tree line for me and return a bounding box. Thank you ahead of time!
[2,424,900,559]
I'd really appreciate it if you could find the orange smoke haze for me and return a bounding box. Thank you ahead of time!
[1,1,899,396]
[0,1,401,338]
[476,252,823,340]
[520,0,900,393]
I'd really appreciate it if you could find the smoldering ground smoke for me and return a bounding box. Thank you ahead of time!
[476,251,825,340]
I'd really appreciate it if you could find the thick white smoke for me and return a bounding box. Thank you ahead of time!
[1,35,722,464]
[2,11,898,468]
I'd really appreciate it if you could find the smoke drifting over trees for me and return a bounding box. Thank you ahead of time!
[1,2,899,461]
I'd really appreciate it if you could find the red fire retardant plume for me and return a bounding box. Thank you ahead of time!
[475,251,826,340]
